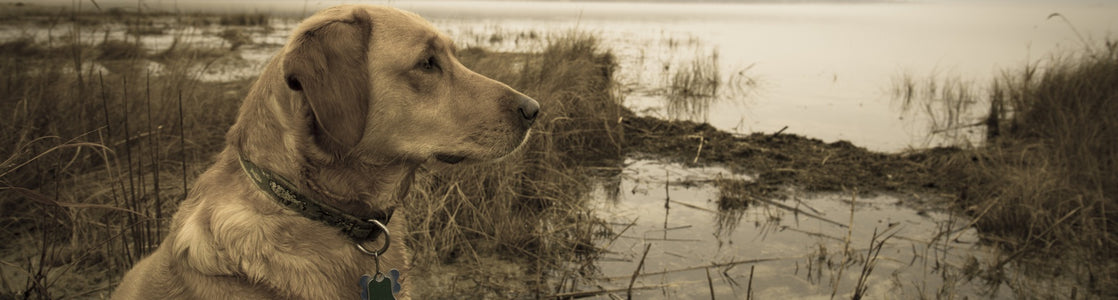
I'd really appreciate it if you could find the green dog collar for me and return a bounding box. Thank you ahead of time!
[238,156,393,243]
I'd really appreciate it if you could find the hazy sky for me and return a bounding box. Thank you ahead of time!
[35,0,1103,4]
[30,0,1113,16]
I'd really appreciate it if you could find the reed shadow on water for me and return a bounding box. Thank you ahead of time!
[891,36,1118,297]
[661,47,757,124]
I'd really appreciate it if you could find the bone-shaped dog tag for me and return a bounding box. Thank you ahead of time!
[360,274,395,300]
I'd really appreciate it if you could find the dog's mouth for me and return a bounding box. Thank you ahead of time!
[434,154,466,164]
[432,130,532,165]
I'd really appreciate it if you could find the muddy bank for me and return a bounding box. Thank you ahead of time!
[621,115,956,206]
[616,95,1115,298]
[404,113,984,299]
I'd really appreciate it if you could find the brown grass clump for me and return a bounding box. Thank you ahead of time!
[0,9,620,297]
[217,28,253,51]
[929,40,1118,296]
[892,72,982,146]
[219,12,270,27]
[0,37,45,57]
[406,32,620,298]
[668,49,721,99]
[96,40,146,60]
[664,50,720,121]
[0,31,248,298]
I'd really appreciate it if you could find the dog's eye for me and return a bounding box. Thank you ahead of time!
[417,56,438,72]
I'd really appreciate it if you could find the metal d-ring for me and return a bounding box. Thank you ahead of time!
[355,219,391,256]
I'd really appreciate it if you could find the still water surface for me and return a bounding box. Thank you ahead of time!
[587,159,1009,298]
[400,1,1118,152]
[38,0,1118,151]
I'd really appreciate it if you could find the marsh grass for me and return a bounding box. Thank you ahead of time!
[407,32,622,298]
[219,12,270,27]
[96,40,145,60]
[0,37,46,57]
[911,40,1118,296]
[0,54,244,298]
[660,48,756,123]
[0,5,622,297]
[892,72,983,147]
[665,49,721,121]
[217,28,253,51]
[0,7,252,298]
[669,49,721,99]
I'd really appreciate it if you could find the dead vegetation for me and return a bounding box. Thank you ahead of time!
[406,33,622,298]
[926,40,1118,296]
[0,7,269,299]
[623,115,946,205]
[0,6,622,298]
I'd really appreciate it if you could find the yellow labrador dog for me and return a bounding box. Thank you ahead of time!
[113,4,538,299]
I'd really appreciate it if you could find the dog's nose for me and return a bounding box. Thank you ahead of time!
[517,95,540,128]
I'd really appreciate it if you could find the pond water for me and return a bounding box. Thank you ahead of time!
[404,1,1118,152]
[582,159,1012,299]
[24,0,1118,151]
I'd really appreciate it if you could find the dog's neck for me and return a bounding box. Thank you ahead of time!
[300,157,417,217]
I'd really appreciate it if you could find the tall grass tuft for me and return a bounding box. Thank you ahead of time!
[96,40,145,60]
[0,17,244,297]
[930,40,1118,296]
[217,28,253,51]
[669,49,721,98]
[892,72,982,147]
[0,37,46,57]
[406,32,620,297]
[219,12,270,27]
[666,49,721,121]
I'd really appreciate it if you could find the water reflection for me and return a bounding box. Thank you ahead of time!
[574,159,1013,299]
[29,0,1118,153]
[662,49,760,123]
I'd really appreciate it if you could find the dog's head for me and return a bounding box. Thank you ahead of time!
[280,5,538,166]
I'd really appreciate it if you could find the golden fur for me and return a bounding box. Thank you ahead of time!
[112,5,538,299]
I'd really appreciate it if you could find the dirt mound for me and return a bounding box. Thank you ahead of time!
[621,115,956,207]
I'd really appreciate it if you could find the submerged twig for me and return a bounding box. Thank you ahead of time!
[627,244,652,300]
[705,267,715,299]
[551,283,676,299]
[831,189,858,298]
[669,200,717,213]
[853,227,897,300]
[693,135,705,164]
[746,265,755,300]
[604,256,797,281]
[751,195,848,228]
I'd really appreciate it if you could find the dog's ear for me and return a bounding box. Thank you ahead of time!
[282,8,373,155]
